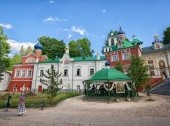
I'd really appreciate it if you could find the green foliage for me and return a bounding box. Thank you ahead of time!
[6,54,21,71]
[40,65,62,105]
[163,26,170,45]
[69,38,94,57]
[20,45,33,56]
[128,56,150,92]
[114,62,123,72]
[38,36,65,59]
[0,26,11,81]
[0,92,81,108]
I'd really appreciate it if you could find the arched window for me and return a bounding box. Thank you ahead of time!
[90,68,94,75]
[77,69,81,76]
[111,38,114,45]
[159,60,165,69]
[64,69,68,76]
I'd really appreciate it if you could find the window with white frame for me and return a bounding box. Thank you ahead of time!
[90,68,94,76]
[64,69,68,76]
[22,69,26,77]
[40,70,44,77]
[76,68,81,76]
[112,55,118,62]
[28,69,32,77]
[122,52,130,60]
[15,70,20,77]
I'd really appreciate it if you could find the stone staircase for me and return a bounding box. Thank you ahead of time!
[151,79,170,95]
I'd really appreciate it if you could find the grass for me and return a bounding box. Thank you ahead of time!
[0,92,81,109]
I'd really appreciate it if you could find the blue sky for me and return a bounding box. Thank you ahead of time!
[0,0,170,56]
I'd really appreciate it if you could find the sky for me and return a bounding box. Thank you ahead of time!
[0,0,170,57]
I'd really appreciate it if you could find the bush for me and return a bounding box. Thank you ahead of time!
[0,92,81,109]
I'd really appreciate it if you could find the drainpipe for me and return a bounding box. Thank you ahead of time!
[72,61,74,92]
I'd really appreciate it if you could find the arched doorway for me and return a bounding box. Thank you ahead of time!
[38,85,42,92]
[159,60,167,79]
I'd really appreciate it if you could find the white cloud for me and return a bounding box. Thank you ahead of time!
[102,9,106,14]
[71,26,87,35]
[7,39,34,56]
[0,23,13,29]
[49,0,54,3]
[43,16,67,23]
[67,34,72,39]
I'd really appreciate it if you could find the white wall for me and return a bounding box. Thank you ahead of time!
[31,60,106,92]
[0,72,11,91]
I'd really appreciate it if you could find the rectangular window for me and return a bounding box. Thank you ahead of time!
[16,70,20,77]
[112,55,118,62]
[90,68,94,76]
[77,69,81,76]
[64,69,68,76]
[22,70,26,77]
[148,60,153,64]
[150,71,155,76]
[123,53,129,60]
[28,70,32,77]
[40,70,44,77]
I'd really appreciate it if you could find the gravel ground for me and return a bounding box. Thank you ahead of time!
[0,93,170,126]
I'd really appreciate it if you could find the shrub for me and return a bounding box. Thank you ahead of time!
[0,92,81,109]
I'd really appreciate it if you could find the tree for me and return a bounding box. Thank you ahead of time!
[114,62,123,72]
[0,26,10,81]
[69,38,94,57]
[40,65,62,105]
[25,46,33,55]
[163,26,170,45]
[7,54,21,71]
[128,56,150,95]
[69,40,81,57]
[38,36,65,59]
[20,45,25,56]
[20,45,33,56]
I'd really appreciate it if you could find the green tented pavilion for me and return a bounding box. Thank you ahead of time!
[83,68,136,99]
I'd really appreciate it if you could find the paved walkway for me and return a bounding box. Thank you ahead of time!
[0,93,170,126]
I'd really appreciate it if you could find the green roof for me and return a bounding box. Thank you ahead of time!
[73,56,105,61]
[131,38,143,45]
[111,40,134,51]
[84,68,131,82]
[40,57,60,63]
[39,56,106,63]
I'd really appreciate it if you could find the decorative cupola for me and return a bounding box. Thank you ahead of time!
[118,26,126,41]
[152,33,163,49]
[34,42,43,57]
[65,45,69,54]
[131,34,143,45]
[107,31,117,46]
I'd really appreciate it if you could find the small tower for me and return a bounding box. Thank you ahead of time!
[108,31,117,46]
[34,42,43,57]
[152,33,163,49]
[118,26,126,41]
[65,45,69,54]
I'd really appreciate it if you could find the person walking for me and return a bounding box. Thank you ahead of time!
[17,92,27,116]
[4,93,12,112]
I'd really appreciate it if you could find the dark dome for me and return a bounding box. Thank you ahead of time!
[118,26,125,35]
[105,60,110,66]
[34,42,43,50]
